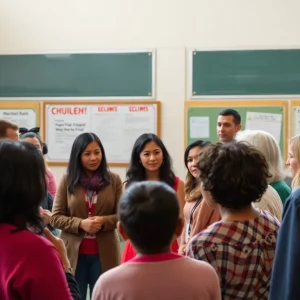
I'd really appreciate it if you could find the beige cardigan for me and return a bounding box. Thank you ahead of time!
[50,172,122,273]
[253,184,283,221]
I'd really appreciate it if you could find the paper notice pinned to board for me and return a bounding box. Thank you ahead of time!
[190,116,209,138]
[245,112,282,142]
[293,107,300,135]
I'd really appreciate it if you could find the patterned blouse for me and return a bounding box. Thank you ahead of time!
[186,210,280,300]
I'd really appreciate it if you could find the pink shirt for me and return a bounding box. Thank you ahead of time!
[46,169,57,198]
[92,253,221,300]
[0,223,72,300]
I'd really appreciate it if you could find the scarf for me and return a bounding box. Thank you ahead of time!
[79,172,104,192]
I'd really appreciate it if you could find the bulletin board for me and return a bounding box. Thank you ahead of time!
[185,100,288,159]
[0,102,40,128]
[43,101,161,166]
[290,100,300,137]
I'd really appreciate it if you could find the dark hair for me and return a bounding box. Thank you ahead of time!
[125,133,175,187]
[0,119,18,138]
[0,140,47,232]
[19,132,48,155]
[184,140,211,169]
[218,109,241,125]
[184,140,211,202]
[67,132,110,193]
[119,181,180,254]
[198,142,270,210]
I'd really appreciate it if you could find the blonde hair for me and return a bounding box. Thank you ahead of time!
[184,172,202,202]
[236,130,284,183]
[289,135,300,190]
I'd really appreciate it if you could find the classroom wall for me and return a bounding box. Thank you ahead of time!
[1,0,300,183]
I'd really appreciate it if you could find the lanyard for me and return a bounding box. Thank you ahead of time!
[84,189,97,218]
[188,197,202,235]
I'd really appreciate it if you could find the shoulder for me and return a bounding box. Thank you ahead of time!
[180,256,216,271]
[60,173,68,183]
[263,184,281,200]
[93,265,126,298]
[271,180,291,195]
[46,168,55,178]
[259,210,281,230]
[174,176,184,191]
[3,225,59,260]
[189,221,224,248]
[108,171,122,186]
[254,185,283,220]
[282,187,300,216]
[57,173,68,189]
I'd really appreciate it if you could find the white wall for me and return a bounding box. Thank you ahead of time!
[1,0,300,183]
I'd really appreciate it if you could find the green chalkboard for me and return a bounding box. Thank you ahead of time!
[0,52,153,97]
[192,49,300,96]
[185,101,288,158]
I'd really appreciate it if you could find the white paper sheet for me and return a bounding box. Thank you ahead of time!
[189,116,209,139]
[245,112,282,143]
[0,109,36,129]
[293,107,300,135]
[46,105,91,161]
[45,104,157,163]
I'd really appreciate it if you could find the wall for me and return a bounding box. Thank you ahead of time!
[1,0,300,183]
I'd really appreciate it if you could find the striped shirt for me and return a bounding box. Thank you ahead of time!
[186,210,280,300]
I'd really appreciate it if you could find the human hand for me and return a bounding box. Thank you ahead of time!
[43,227,70,269]
[80,218,102,233]
[41,209,52,224]
[90,216,105,227]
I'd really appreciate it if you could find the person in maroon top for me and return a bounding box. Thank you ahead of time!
[0,139,80,300]
[121,133,185,263]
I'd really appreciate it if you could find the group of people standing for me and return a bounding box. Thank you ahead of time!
[1,107,300,299]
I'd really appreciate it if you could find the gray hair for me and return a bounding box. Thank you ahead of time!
[236,130,284,183]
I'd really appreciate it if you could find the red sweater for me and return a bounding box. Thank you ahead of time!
[0,223,72,300]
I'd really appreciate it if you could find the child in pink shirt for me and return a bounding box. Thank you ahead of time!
[92,181,221,300]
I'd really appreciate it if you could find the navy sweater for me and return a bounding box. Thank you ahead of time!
[269,187,300,299]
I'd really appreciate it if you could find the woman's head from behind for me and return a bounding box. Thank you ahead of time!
[287,135,300,189]
[0,140,47,232]
[126,133,175,187]
[198,142,270,210]
[236,130,283,183]
[67,133,110,193]
[184,140,211,202]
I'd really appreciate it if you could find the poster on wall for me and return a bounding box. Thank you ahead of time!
[0,102,40,129]
[44,102,160,166]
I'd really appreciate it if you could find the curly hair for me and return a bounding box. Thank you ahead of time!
[184,140,211,202]
[198,142,270,210]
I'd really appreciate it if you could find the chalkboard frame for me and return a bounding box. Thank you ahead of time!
[0,50,156,99]
[189,49,300,98]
